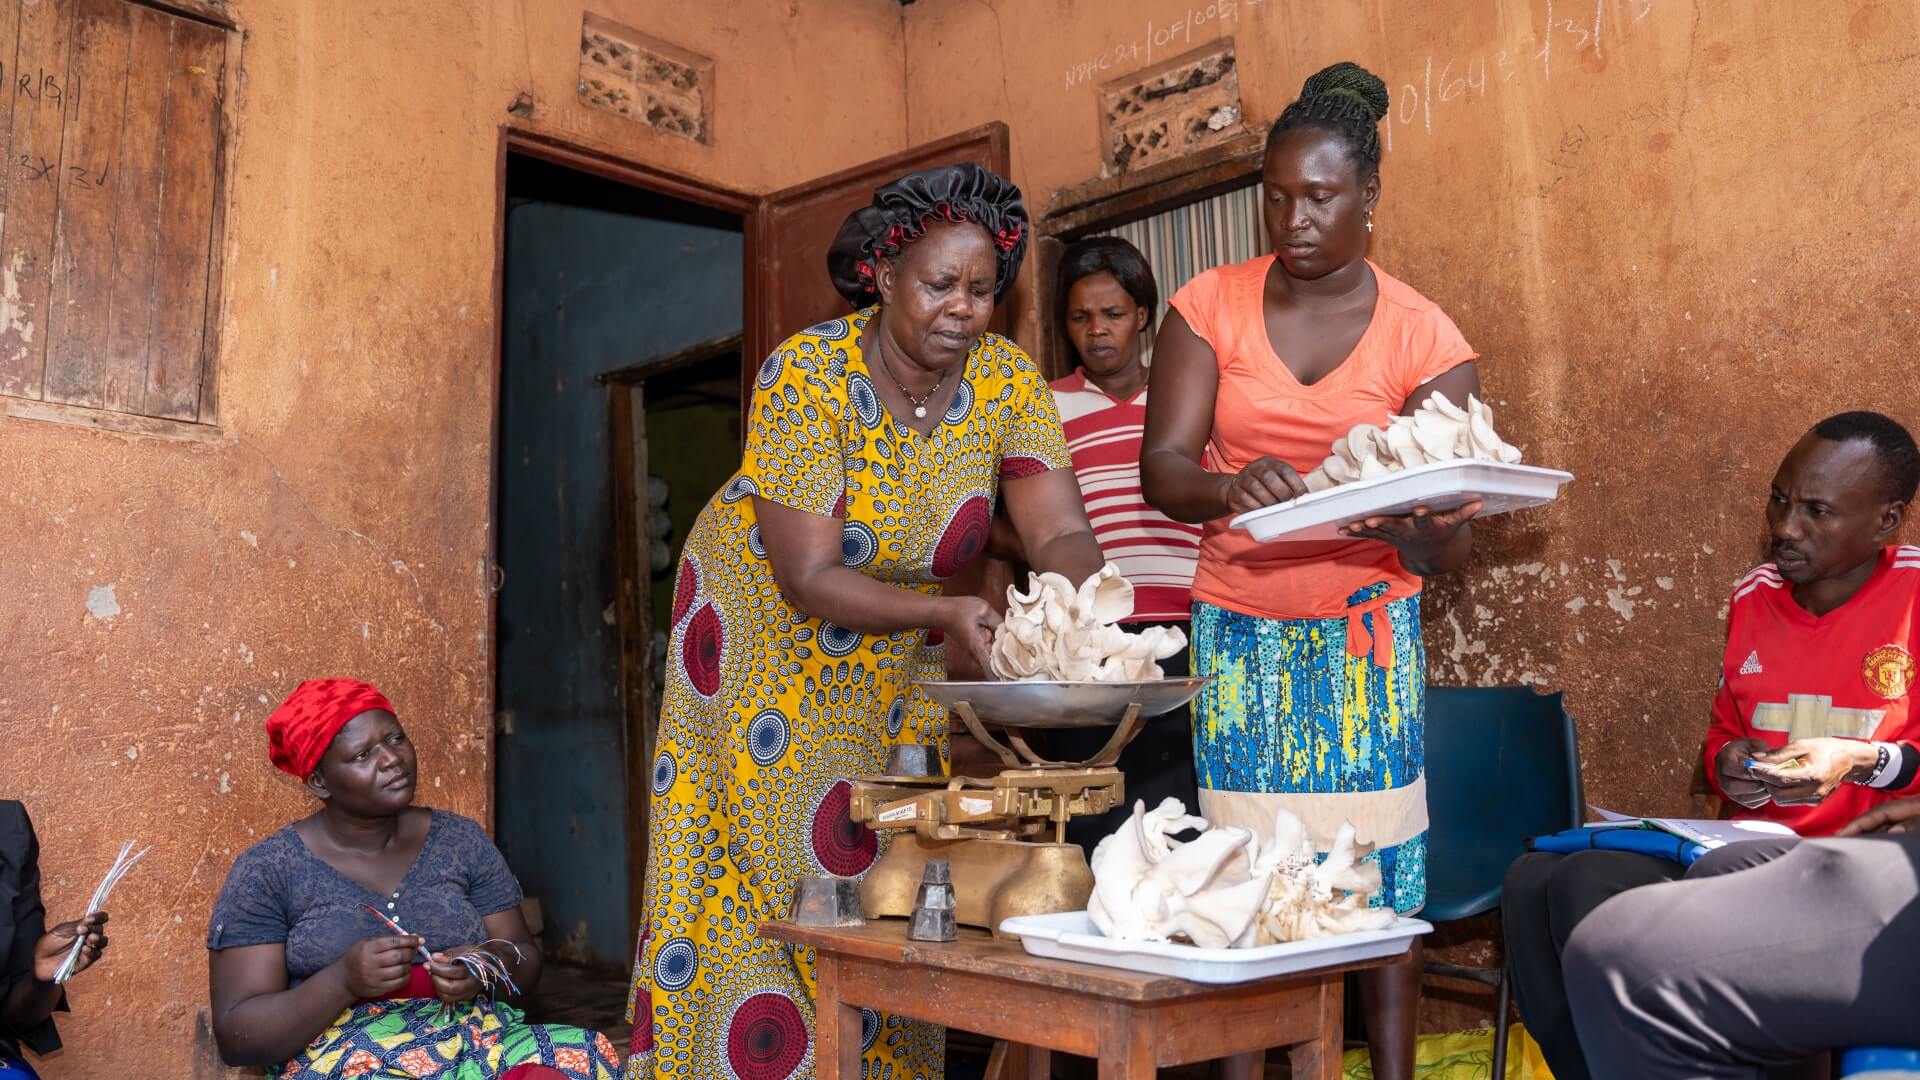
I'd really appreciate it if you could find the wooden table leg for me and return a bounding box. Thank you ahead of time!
[996,1042,1052,1080]
[1286,975,1345,1080]
[1097,1052,1157,1080]
[1221,1050,1264,1080]
[1098,1007,1157,1080]
[813,954,863,1080]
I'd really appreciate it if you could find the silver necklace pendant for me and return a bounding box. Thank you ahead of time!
[874,336,941,422]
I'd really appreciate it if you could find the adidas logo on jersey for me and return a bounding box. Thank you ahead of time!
[1739,650,1763,675]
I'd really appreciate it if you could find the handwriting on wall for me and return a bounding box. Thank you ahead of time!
[0,63,108,190]
[16,67,76,106]
[1063,0,1268,92]
[17,155,108,188]
[1063,0,1666,153]
[1379,0,1660,154]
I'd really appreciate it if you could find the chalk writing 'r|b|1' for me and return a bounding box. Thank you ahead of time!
[9,65,80,107]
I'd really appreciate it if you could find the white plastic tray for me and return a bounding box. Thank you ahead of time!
[1230,459,1573,543]
[998,910,1432,985]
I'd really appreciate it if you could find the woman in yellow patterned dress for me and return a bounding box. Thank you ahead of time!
[625,164,1105,1080]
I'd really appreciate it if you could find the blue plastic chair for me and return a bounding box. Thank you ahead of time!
[1421,686,1584,1077]
[1842,1048,1920,1077]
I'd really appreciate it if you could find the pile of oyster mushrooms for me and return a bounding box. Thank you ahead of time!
[988,564,1186,682]
[1303,391,1522,493]
[1088,798,1396,948]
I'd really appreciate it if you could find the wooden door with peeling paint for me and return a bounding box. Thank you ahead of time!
[0,0,228,428]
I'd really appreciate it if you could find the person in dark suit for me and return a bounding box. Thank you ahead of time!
[1,801,109,1077]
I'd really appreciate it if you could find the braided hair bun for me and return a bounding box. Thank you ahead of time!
[1268,61,1390,174]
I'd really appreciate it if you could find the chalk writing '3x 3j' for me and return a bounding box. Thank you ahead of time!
[4,66,108,188]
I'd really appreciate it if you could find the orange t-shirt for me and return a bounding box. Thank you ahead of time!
[1169,256,1477,620]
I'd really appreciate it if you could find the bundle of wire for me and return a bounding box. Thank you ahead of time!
[358,903,524,1019]
[453,941,523,997]
[54,839,150,984]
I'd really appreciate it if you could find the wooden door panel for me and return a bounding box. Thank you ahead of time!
[743,122,1009,390]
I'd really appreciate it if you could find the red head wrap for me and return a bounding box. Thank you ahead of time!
[266,678,396,779]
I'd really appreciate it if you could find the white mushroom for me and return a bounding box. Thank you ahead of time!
[1381,421,1425,468]
[1466,395,1523,464]
[1073,563,1136,625]
[1288,393,1525,500]
[989,563,1187,682]
[1249,811,1395,943]
[1408,408,1465,461]
[1089,799,1397,948]
[1427,390,1470,422]
[1089,798,1271,949]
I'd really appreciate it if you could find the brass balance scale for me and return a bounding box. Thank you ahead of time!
[849,677,1208,934]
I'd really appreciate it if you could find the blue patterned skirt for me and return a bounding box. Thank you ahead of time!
[1189,584,1427,913]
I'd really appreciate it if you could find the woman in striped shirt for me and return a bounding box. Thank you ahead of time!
[1048,236,1204,848]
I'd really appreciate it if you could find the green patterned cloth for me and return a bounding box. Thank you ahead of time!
[271,997,619,1079]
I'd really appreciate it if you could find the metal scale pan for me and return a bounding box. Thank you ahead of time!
[916,677,1209,769]
[918,677,1208,727]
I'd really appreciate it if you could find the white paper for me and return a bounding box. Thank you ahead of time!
[1584,806,1797,849]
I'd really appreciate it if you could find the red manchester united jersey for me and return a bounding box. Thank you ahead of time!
[1704,545,1920,836]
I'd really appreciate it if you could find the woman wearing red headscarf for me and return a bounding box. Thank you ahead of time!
[205,679,621,1079]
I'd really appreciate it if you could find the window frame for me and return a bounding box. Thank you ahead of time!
[1031,133,1265,379]
[0,0,236,440]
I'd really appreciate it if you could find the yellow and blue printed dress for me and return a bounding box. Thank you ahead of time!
[626,310,1069,1080]
[1190,584,1428,914]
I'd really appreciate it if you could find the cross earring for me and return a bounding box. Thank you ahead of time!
[1365,210,1375,234]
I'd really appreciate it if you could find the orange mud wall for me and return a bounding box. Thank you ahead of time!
[0,1,907,1075]
[904,0,1920,1029]
[11,0,1920,1068]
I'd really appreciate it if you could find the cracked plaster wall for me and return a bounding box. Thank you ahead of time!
[0,1,906,1074]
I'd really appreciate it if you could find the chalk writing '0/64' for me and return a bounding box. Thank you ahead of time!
[16,154,108,189]
[1380,0,1661,151]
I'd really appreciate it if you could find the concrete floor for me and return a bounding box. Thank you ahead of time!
[521,961,634,1056]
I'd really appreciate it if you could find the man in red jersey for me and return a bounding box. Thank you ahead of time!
[1501,411,1920,1080]
[1705,413,1920,823]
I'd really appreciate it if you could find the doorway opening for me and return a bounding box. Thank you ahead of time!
[487,121,1015,1068]
[492,147,745,1035]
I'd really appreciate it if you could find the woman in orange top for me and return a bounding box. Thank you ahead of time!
[1141,62,1482,1080]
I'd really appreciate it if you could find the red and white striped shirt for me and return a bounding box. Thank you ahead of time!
[1048,370,1202,623]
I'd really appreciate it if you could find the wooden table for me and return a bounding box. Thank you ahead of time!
[762,919,1408,1080]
